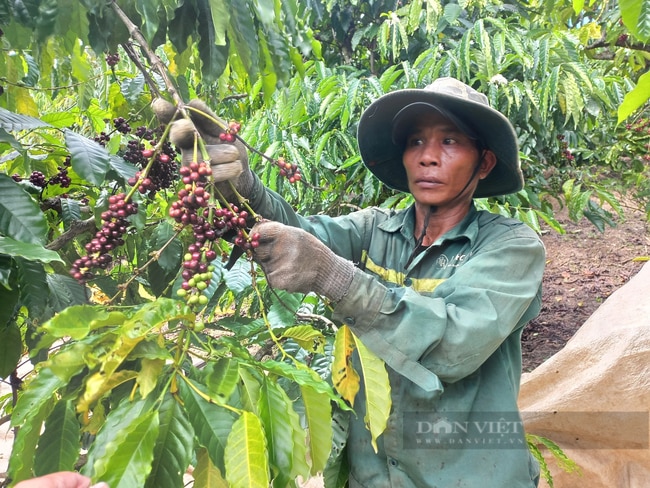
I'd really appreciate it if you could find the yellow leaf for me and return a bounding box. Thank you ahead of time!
[332,325,360,406]
[15,91,39,117]
[352,334,391,453]
[300,385,332,475]
[194,447,228,488]
[78,370,138,417]
[136,358,165,399]
[281,325,326,353]
[224,411,269,487]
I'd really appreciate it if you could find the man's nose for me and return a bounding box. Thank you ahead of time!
[418,142,440,166]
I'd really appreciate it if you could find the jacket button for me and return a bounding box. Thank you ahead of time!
[404,277,412,286]
[388,458,398,467]
[344,317,355,325]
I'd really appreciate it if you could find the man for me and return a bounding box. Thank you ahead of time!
[158,77,545,487]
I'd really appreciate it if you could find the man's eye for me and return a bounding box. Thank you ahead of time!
[407,137,423,146]
[443,137,457,145]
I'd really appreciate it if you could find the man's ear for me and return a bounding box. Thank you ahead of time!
[479,150,497,179]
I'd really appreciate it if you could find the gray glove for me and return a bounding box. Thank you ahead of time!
[152,98,254,201]
[251,221,356,302]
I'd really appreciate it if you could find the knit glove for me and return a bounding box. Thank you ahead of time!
[152,98,254,201]
[251,221,356,302]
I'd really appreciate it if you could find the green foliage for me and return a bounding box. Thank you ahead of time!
[527,433,582,487]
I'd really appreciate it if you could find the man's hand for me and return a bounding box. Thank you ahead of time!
[152,98,253,201]
[251,221,355,302]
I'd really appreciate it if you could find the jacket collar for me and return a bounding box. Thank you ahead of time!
[378,203,481,246]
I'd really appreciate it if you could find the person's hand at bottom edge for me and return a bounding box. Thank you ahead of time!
[13,471,108,488]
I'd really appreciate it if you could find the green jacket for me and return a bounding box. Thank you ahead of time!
[249,179,545,487]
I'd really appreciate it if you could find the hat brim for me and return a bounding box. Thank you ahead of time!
[392,102,480,146]
[357,88,523,198]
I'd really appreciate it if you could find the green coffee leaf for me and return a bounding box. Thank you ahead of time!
[0,174,49,245]
[0,322,22,378]
[194,447,228,487]
[65,129,110,186]
[0,107,52,131]
[46,273,88,311]
[12,368,65,427]
[180,379,236,472]
[205,358,240,403]
[258,379,308,486]
[84,397,156,477]
[0,237,63,264]
[34,400,81,475]
[16,258,48,317]
[7,397,54,484]
[145,393,195,488]
[353,335,391,453]
[93,410,160,488]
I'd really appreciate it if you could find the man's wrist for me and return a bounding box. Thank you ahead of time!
[316,255,356,303]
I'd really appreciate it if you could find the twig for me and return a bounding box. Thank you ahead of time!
[296,312,337,330]
[0,75,104,91]
[109,225,184,303]
[41,196,90,215]
[586,37,650,53]
[120,41,161,99]
[46,217,96,251]
[109,0,185,108]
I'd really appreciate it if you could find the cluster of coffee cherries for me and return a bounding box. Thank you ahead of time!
[105,53,120,67]
[118,120,178,195]
[556,134,574,162]
[170,161,215,305]
[94,132,111,147]
[218,121,241,143]
[127,144,179,195]
[123,139,147,166]
[27,171,47,187]
[210,206,260,251]
[15,156,73,189]
[169,162,213,225]
[48,155,73,188]
[113,117,131,134]
[625,118,650,134]
[177,204,260,306]
[70,193,138,283]
[169,161,260,305]
[274,156,302,184]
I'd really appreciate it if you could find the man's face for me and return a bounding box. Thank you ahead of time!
[401,111,495,209]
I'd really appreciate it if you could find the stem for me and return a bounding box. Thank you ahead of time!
[0,75,104,91]
[109,224,184,303]
[120,41,161,99]
[249,261,293,361]
[109,0,184,107]
[296,312,337,331]
[185,105,229,132]
[177,373,242,414]
[46,217,96,251]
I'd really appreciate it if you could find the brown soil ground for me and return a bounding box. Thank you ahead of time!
[521,202,650,372]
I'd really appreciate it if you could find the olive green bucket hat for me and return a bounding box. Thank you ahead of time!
[357,77,523,198]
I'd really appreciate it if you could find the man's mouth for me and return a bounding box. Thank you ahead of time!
[414,177,443,188]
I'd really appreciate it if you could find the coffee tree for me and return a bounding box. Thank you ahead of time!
[1,1,648,487]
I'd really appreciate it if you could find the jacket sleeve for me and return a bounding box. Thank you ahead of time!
[246,175,370,262]
[332,225,545,392]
